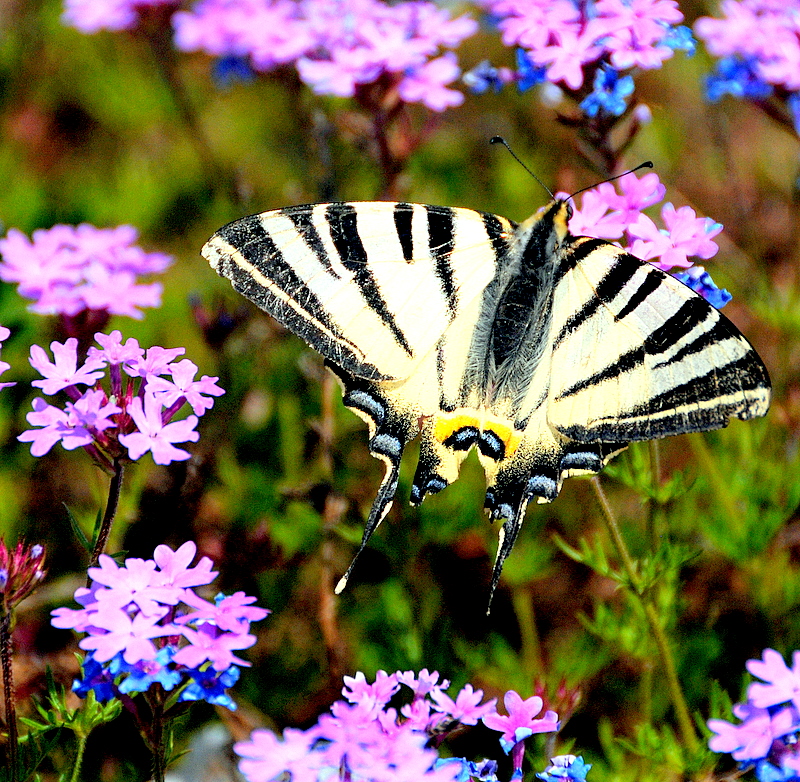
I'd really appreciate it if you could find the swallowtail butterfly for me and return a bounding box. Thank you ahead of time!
[203,196,771,603]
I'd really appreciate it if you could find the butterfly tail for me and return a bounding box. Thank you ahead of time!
[335,451,402,594]
[328,362,412,594]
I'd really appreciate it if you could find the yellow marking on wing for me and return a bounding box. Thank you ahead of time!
[432,409,523,459]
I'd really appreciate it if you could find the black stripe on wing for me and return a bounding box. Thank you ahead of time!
[556,297,715,400]
[325,204,413,357]
[214,215,363,357]
[393,203,414,262]
[283,207,341,280]
[553,255,639,347]
[427,206,459,316]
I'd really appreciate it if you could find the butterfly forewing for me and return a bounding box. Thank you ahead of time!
[203,202,514,382]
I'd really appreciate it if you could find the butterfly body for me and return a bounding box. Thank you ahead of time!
[204,198,770,600]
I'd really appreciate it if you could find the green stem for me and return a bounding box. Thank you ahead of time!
[0,609,17,782]
[68,733,88,782]
[590,477,699,755]
[90,457,125,569]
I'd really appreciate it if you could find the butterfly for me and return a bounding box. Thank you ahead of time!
[203,197,771,604]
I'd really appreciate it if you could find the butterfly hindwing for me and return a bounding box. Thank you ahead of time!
[546,240,771,441]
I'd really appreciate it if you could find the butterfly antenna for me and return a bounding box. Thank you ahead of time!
[490,136,554,200]
[568,161,654,202]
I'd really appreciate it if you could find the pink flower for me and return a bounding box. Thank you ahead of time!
[483,690,560,753]
[178,590,270,633]
[708,702,799,762]
[174,0,476,110]
[430,683,497,725]
[397,53,465,111]
[146,358,225,415]
[118,393,199,464]
[533,28,603,89]
[79,607,176,664]
[342,670,400,708]
[567,184,629,239]
[0,224,170,318]
[29,338,105,395]
[747,649,800,711]
[152,541,217,590]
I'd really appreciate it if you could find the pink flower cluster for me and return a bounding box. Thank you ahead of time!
[51,542,268,709]
[18,330,224,467]
[563,170,723,272]
[236,668,561,782]
[482,0,687,90]
[0,224,171,319]
[695,0,800,92]
[708,648,800,777]
[62,0,178,32]
[173,0,478,110]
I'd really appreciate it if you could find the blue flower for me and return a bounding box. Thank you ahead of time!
[788,93,800,136]
[755,758,800,782]
[112,647,182,695]
[672,266,732,309]
[537,755,592,782]
[580,65,634,118]
[463,61,505,94]
[705,56,773,102]
[213,56,255,89]
[73,653,118,703]
[662,25,696,54]
[516,49,547,92]
[178,664,241,710]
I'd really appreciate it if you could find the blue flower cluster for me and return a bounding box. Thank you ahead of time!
[75,649,242,710]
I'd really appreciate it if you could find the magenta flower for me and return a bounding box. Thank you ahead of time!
[19,332,222,467]
[561,172,728,293]
[19,396,96,456]
[747,649,800,711]
[51,542,267,710]
[0,224,171,318]
[533,28,603,89]
[628,204,722,271]
[178,590,270,633]
[396,53,465,111]
[236,728,322,782]
[152,541,218,590]
[173,624,256,670]
[397,668,450,698]
[696,0,800,94]
[174,0,477,111]
[342,669,400,709]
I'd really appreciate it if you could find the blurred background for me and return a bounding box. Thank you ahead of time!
[0,0,798,778]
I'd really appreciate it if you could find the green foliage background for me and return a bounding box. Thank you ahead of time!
[0,0,798,779]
